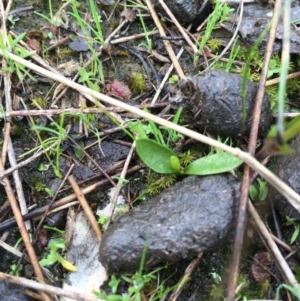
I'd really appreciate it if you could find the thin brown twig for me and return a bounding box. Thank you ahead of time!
[5,102,168,117]
[157,0,198,54]
[167,253,203,301]
[68,175,102,240]
[0,160,46,285]
[248,201,297,286]
[0,3,51,299]
[266,71,300,86]
[68,136,117,188]
[144,0,185,79]
[151,47,184,104]
[111,29,159,44]
[0,272,104,301]
[105,141,136,230]
[0,165,142,233]
[227,0,283,299]
[7,136,31,231]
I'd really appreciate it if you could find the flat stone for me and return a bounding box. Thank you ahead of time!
[99,175,240,274]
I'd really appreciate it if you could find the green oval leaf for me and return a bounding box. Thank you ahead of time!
[184,152,243,175]
[135,138,178,174]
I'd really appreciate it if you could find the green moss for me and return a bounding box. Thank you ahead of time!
[207,38,221,52]
[129,72,146,93]
[145,171,177,196]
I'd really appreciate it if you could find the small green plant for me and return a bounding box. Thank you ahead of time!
[168,74,179,84]
[7,15,19,28]
[95,236,178,301]
[137,10,153,51]
[78,67,101,92]
[128,109,242,176]
[20,113,68,178]
[286,216,300,244]
[35,0,70,28]
[128,108,183,147]
[9,263,23,277]
[249,178,268,202]
[39,230,76,272]
[130,72,146,93]
[135,138,242,175]
[276,283,300,300]
[207,37,221,52]
[144,173,177,195]
[68,0,105,83]
[195,0,234,60]
[34,181,54,197]
[225,37,240,72]
[0,33,36,82]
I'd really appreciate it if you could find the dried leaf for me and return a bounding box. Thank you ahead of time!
[251,252,272,284]
[121,8,137,22]
[107,79,132,100]
[27,39,41,54]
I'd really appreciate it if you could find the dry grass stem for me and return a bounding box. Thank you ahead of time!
[145,0,185,79]
[248,200,298,287]
[266,71,300,86]
[111,29,159,44]
[151,47,184,104]
[168,253,203,301]
[0,160,46,286]
[157,0,199,54]
[0,272,104,301]
[68,175,102,240]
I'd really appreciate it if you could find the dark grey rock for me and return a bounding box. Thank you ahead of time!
[0,282,36,301]
[152,0,201,24]
[169,70,272,137]
[99,175,240,274]
[221,3,300,54]
[269,135,300,220]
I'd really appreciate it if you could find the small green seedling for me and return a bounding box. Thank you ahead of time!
[21,113,68,178]
[39,236,76,272]
[10,263,23,277]
[0,33,36,82]
[168,74,179,84]
[128,108,183,147]
[249,178,268,202]
[259,114,300,158]
[135,138,242,175]
[95,235,178,301]
[276,283,300,300]
[195,0,234,61]
[137,10,153,51]
[286,216,300,244]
